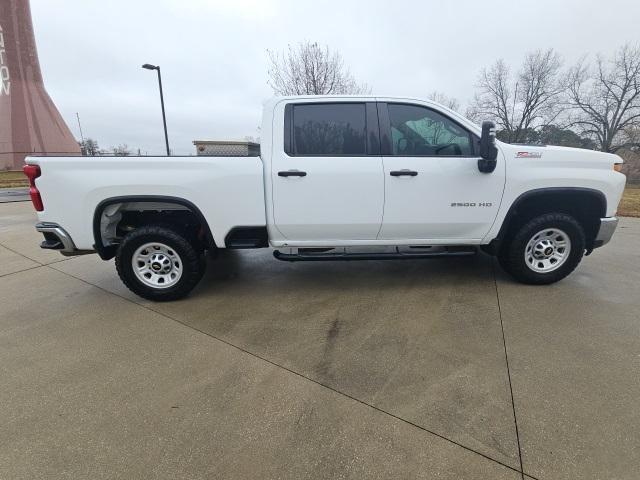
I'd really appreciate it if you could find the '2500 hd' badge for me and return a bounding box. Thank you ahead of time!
[451,202,493,207]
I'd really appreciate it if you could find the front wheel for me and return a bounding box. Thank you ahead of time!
[498,213,586,285]
[115,225,206,301]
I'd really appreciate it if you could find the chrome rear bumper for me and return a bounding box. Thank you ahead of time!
[593,217,618,248]
[35,223,93,256]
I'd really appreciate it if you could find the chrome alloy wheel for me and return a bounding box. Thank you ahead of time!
[524,228,572,273]
[132,242,183,289]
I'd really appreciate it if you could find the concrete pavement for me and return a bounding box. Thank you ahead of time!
[1,201,639,479]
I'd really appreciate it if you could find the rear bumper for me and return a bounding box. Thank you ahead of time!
[35,223,93,256]
[593,217,618,249]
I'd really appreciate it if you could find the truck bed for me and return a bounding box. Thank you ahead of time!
[27,155,266,250]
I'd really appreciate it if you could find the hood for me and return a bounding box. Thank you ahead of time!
[497,142,621,166]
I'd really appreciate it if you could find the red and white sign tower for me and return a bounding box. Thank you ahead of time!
[0,0,80,170]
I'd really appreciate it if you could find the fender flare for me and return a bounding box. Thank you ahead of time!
[487,187,607,253]
[92,195,215,260]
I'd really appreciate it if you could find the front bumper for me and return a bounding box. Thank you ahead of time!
[593,217,618,249]
[35,223,93,256]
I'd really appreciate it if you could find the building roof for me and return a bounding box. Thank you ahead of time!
[193,140,259,146]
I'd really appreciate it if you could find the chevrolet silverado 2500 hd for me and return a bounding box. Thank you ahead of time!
[24,96,626,301]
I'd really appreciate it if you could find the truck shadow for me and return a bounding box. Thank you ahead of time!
[200,248,496,293]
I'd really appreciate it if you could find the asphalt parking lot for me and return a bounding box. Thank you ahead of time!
[1,201,639,480]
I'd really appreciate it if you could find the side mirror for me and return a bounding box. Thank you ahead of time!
[478,121,498,173]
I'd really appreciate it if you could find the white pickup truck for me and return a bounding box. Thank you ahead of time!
[25,96,626,301]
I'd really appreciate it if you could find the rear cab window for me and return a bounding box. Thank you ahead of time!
[286,103,369,156]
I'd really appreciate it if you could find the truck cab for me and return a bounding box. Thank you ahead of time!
[263,96,505,246]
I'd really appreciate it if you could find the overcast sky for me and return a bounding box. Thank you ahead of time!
[31,0,639,155]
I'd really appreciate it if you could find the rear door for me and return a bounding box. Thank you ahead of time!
[378,102,505,241]
[271,101,384,242]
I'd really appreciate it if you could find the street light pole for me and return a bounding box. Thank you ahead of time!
[142,63,170,156]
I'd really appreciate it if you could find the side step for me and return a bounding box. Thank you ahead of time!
[273,246,477,262]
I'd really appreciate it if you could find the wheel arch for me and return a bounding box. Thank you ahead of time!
[93,195,216,260]
[489,187,607,254]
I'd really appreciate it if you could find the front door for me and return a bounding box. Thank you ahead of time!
[378,102,505,241]
[271,102,384,242]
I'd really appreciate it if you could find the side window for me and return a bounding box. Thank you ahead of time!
[387,104,473,156]
[292,103,366,156]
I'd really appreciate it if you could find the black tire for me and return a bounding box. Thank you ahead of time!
[115,225,206,301]
[498,213,585,285]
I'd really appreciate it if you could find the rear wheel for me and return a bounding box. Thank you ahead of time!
[498,213,585,285]
[116,225,205,301]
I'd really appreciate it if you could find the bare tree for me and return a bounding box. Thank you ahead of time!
[111,144,131,156]
[79,138,100,156]
[267,42,369,95]
[428,91,460,112]
[467,49,564,143]
[564,44,640,153]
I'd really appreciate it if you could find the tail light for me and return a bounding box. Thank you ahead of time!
[613,162,623,172]
[23,164,44,211]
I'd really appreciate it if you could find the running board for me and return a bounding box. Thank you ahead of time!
[273,246,477,262]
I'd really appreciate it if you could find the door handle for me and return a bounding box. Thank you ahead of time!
[278,170,307,177]
[390,170,418,177]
